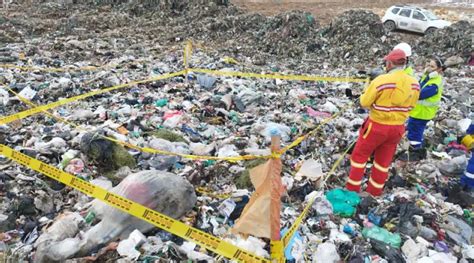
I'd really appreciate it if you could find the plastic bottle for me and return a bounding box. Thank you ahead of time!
[84,211,96,224]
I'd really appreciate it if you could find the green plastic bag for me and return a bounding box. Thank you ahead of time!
[155,98,168,107]
[325,189,361,217]
[362,226,402,248]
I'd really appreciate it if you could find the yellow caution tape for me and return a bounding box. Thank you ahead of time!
[1,58,362,162]
[1,86,352,163]
[0,70,186,126]
[281,195,315,249]
[281,139,357,249]
[189,68,368,83]
[321,140,357,186]
[270,240,285,262]
[196,187,232,199]
[0,144,269,262]
[2,86,277,163]
[2,84,272,162]
[93,139,271,162]
[1,88,355,165]
[189,39,369,83]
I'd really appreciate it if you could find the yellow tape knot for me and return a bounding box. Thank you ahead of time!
[270,151,281,159]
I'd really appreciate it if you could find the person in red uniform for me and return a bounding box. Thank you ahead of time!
[345,49,420,196]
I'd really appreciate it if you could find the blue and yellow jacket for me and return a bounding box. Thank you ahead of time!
[462,124,474,150]
[410,72,444,120]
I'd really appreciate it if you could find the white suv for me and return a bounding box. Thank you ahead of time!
[382,5,452,34]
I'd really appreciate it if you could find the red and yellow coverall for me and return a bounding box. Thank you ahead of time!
[346,69,420,196]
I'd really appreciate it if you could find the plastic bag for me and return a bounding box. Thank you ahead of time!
[117,229,147,260]
[437,155,467,175]
[189,142,215,155]
[401,238,428,262]
[197,74,217,89]
[313,242,340,263]
[81,170,196,256]
[417,252,458,263]
[281,227,304,262]
[236,87,263,108]
[217,144,240,157]
[445,215,472,246]
[325,189,360,217]
[148,138,182,170]
[362,225,401,248]
[295,159,323,181]
[224,236,269,258]
[307,191,333,216]
[34,212,85,262]
[370,239,405,262]
[163,114,183,128]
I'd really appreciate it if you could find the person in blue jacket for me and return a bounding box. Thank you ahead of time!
[400,56,446,161]
[460,124,474,189]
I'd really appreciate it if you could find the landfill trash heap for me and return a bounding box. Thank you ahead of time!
[0,0,473,262]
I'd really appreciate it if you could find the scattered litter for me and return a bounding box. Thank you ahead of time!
[117,230,147,260]
[0,0,471,262]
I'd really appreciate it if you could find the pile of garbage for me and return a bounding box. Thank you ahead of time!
[319,10,397,64]
[2,1,472,67]
[242,10,320,58]
[0,43,472,261]
[0,0,473,262]
[415,20,473,59]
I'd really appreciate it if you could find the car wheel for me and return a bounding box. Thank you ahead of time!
[384,20,396,32]
[425,27,437,35]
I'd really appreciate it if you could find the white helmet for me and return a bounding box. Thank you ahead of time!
[393,42,412,57]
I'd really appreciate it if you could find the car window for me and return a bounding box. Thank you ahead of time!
[424,10,438,20]
[391,8,401,15]
[413,11,426,21]
[399,9,412,18]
